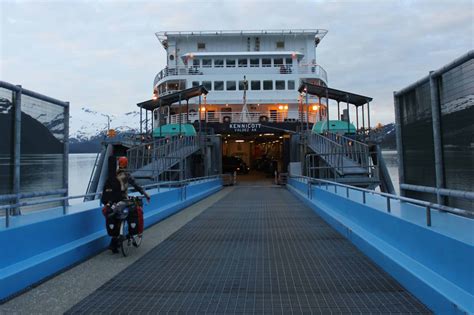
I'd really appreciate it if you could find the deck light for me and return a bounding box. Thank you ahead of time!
[235,140,245,143]
[278,105,284,110]
[284,105,288,110]
[312,105,319,111]
[200,107,206,112]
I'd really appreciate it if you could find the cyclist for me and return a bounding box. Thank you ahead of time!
[102,156,150,253]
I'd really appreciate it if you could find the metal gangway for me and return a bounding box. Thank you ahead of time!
[127,135,201,182]
[305,131,380,188]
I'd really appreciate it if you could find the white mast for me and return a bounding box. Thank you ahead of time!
[240,75,250,122]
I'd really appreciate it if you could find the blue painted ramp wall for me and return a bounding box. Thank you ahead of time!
[287,178,474,315]
[0,179,222,302]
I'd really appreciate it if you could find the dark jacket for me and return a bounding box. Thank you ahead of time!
[116,169,146,200]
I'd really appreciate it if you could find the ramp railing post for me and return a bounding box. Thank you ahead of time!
[426,206,432,226]
[12,85,22,217]
[386,196,391,213]
[63,102,70,214]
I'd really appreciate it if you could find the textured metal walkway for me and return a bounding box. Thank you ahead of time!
[67,187,430,314]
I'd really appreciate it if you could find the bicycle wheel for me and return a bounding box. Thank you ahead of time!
[120,220,131,257]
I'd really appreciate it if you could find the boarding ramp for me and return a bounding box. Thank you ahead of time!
[127,135,200,182]
[305,131,383,189]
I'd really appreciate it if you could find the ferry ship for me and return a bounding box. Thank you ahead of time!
[148,30,333,173]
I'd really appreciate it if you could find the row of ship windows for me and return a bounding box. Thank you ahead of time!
[189,57,294,68]
[192,80,296,91]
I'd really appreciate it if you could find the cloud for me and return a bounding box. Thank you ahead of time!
[1,0,472,124]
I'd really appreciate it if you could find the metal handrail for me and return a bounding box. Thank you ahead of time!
[154,64,328,86]
[1,175,222,227]
[126,135,199,178]
[306,131,371,175]
[291,175,473,225]
[400,183,474,201]
[167,111,318,124]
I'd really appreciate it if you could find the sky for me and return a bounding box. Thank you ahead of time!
[1,0,473,124]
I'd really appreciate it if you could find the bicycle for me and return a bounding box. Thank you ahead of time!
[108,196,144,257]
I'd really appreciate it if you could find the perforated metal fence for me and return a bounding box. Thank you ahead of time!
[0,81,69,217]
[394,51,474,211]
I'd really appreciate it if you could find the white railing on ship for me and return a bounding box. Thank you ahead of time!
[166,111,319,124]
[154,64,328,85]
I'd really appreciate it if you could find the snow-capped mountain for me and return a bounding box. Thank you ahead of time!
[70,107,140,141]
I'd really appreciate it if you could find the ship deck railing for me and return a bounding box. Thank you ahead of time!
[154,64,328,85]
[166,111,319,124]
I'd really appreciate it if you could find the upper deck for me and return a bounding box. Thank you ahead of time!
[153,29,329,100]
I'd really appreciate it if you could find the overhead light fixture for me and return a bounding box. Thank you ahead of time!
[264,133,274,136]
[235,140,245,143]
[200,107,206,112]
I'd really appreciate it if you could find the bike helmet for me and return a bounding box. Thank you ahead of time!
[118,156,128,169]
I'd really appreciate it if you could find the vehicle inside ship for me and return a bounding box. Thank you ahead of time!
[220,132,290,183]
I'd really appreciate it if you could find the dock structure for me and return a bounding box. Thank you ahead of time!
[67,187,429,314]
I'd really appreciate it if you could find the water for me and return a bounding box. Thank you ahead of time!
[380,150,400,194]
[68,153,97,204]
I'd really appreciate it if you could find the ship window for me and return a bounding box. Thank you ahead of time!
[276,41,285,49]
[238,80,247,90]
[274,58,283,67]
[287,80,295,90]
[226,81,236,91]
[262,58,271,67]
[214,81,224,91]
[226,59,236,67]
[238,58,248,67]
[197,42,206,50]
[193,59,200,67]
[285,58,292,66]
[275,80,285,90]
[263,80,273,90]
[169,54,175,61]
[203,81,212,90]
[251,80,261,90]
[250,58,259,67]
[202,59,212,67]
[192,81,200,87]
[214,59,224,67]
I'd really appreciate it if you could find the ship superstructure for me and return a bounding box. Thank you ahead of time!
[152,30,329,127]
